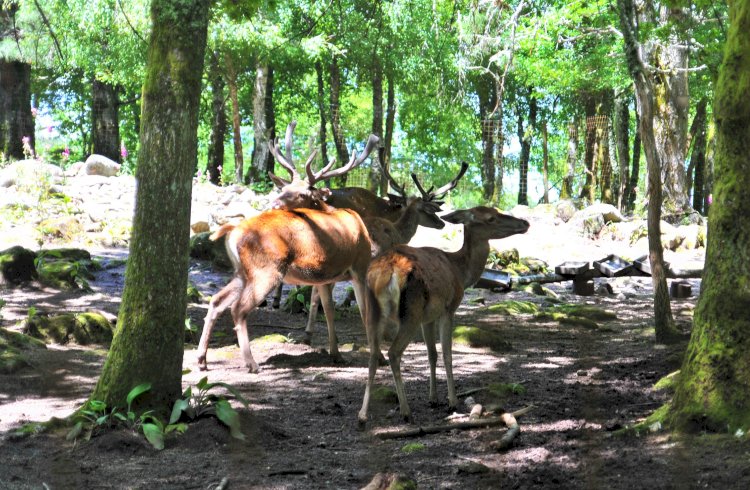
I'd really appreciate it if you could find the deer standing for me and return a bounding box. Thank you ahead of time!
[358,206,530,424]
[196,127,379,372]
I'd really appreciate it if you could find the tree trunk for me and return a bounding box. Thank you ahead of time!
[517,92,536,206]
[618,0,678,342]
[206,52,226,185]
[91,0,211,414]
[264,66,276,176]
[369,56,384,194]
[703,121,716,213]
[598,116,614,204]
[381,71,396,196]
[614,94,631,211]
[580,102,598,202]
[478,74,497,202]
[669,0,750,432]
[627,107,641,212]
[315,61,330,186]
[91,79,121,162]
[329,55,350,185]
[651,6,691,216]
[561,121,578,200]
[541,120,549,204]
[225,54,244,185]
[689,98,707,214]
[0,60,34,160]
[248,61,271,184]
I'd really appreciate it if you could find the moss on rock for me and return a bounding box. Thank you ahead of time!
[23,311,114,345]
[453,325,512,352]
[0,246,38,285]
[487,300,540,316]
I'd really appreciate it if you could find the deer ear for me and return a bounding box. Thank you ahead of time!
[268,171,289,189]
[442,209,473,225]
[320,188,332,201]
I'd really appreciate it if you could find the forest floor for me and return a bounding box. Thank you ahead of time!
[2,216,750,489]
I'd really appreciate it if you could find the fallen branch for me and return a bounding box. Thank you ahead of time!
[372,405,534,441]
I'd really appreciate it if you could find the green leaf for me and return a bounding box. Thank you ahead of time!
[215,399,245,440]
[201,381,250,408]
[126,383,152,408]
[196,376,209,390]
[165,423,188,435]
[142,423,165,450]
[170,398,190,425]
[66,421,83,441]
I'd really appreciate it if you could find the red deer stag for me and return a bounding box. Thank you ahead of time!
[303,163,469,350]
[358,206,530,424]
[196,128,379,372]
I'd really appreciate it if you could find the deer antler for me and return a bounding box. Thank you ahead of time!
[306,134,380,187]
[380,162,407,199]
[268,121,301,183]
[411,162,469,202]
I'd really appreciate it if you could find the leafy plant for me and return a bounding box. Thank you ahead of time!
[169,376,250,440]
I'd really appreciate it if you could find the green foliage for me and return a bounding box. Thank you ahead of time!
[487,300,540,316]
[401,442,426,454]
[453,325,513,352]
[169,376,250,441]
[487,382,527,398]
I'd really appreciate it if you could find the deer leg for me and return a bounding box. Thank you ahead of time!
[197,276,241,370]
[316,283,343,362]
[438,315,458,409]
[387,318,422,423]
[231,272,283,373]
[303,286,322,346]
[351,278,387,366]
[272,283,283,309]
[421,321,439,405]
[358,303,383,427]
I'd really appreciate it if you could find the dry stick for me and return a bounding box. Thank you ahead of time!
[214,477,229,490]
[373,405,534,442]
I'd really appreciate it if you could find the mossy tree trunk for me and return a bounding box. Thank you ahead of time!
[91,0,212,414]
[614,93,631,211]
[618,0,679,342]
[248,61,272,184]
[91,79,121,162]
[668,0,750,432]
[561,121,578,200]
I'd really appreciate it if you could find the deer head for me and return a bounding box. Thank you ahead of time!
[410,162,469,204]
[268,121,379,210]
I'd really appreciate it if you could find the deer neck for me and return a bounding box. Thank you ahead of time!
[448,227,491,288]
[391,203,421,244]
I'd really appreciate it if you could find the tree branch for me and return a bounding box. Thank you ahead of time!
[32,0,65,64]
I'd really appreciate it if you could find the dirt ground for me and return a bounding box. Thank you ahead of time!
[2,238,750,489]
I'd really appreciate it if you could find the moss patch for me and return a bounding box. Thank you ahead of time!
[372,385,399,404]
[654,370,680,392]
[401,442,426,454]
[187,282,204,303]
[554,304,618,321]
[487,300,540,316]
[453,326,512,352]
[0,327,46,374]
[0,245,38,285]
[23,311,114,345]
[486,382,527,399]
[252,334,290,346]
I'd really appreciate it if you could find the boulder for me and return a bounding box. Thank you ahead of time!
[0,159,63,188]
[555,200,578,223]
[82,154,121,177]
[0,246,38,285]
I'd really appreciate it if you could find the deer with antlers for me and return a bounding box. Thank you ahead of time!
[358,205,530,425]
[196,125,379,372]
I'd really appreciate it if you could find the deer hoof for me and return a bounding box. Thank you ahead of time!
[197,357,208,371]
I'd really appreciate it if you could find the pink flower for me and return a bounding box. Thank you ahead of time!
[62,146,70,160]
[120,142,128,159]
[708,194,713,205]
[31,107,38,118]
[22,136,30,145]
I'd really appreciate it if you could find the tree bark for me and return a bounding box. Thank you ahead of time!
[381,71,396,196]
[618,0,678,342]
[206,52,226,185]
[225,53,244,185]
[329,55,350,185]
[477,74,497,202]
[91,79,121,162]
[370,56,384,194]
[598,115,614,205]
[541,120,549,204]
[561,121,578,200]
[315,61,330,186]
[580,101,598,202]
[91,0,212,414]
[688,98,707,214]
[0,60,34,160]
[614,94,631,211]
[627,107,641,212]
[249,61,271,184]
[669,0,750,431]
[517,91,536,206]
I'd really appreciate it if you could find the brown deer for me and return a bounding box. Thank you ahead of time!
[196,128,379,372]
[358,206,530,425]
[302,164,469,350]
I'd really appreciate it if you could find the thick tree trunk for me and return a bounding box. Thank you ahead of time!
[580,103,598,202]
[329,56,350,185]
[0,60,34,160]
[688,98,707,214]
[669,0,750,431]
[618,0,678,342]
[91,0,211,414]
[225,54,244,185]
[614,95,631,211]
[206,52,226,185]
[263,66,276,176]
[369,57,384,194]
[91,79,121,162]
[561,121,578,200]
[248,61,271,184]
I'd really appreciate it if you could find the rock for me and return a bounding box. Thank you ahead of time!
[361,473,417,490]
[0,246,38,285]
[23,311,115,345]
[191,220,210,234]
[82,154,121,177]
[555,200,578,222]
[189,232,232,269]
[0,159,64,188]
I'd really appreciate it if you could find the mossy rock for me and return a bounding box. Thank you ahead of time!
[554,304,617,321]
[23,311,114,345]
[189,232,232,270]
[488,248,519,268]
[40,248,92,263]
[453,326,513,352]
[0,245,38,285]
[36,258,96,290]
[487,300,540,316]
[371,385,399,404]
[558,316,600,329]
[0,327,46,374]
